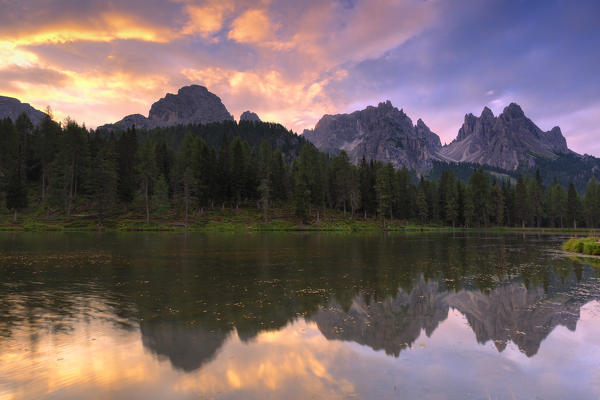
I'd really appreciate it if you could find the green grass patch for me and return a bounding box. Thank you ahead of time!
[562,237,600,255]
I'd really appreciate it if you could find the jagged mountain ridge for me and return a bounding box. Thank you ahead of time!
[0,96,48,125]
[98,85,234,131]
[303,100,442,172]
[439,103,571,170]
[304,101,579,173]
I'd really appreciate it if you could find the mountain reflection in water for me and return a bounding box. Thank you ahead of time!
[0,233,599,399]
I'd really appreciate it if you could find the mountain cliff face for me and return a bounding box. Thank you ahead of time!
[439,103,570,170]
[99,85,234,131]
[0,96,48,125]
[303,101,442,172]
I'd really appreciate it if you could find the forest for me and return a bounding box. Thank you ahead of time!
[1,112,599,229]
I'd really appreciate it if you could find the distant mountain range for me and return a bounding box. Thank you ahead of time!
[304,100,576,173]
[0,85,598,186]
[438,103,570,170]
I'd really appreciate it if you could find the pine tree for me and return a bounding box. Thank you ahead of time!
[3,117,27,222]
[231,137,246,208]
[416,184,428,224]
[90,140,117,226]
[35,110,60,202]
[515,175,529,228]
[567,182,580,229]
[584,177,600,228]
[375,165,392,226]
[217,133,231,206]
[531,170,545,228]
[258,177,270,221]
[136,142,157,224]
[117,126,138,209]
[62,120,89,217]
[152,175,170,216]
[463,185,475,228]
[358,156,376,218]
[175,132,194,225]
[469,168,490,227]
[490,182,504,226]
[548,181,567,228]
[444,173,458,227]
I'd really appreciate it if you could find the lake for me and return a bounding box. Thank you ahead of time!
[0,232,599,399]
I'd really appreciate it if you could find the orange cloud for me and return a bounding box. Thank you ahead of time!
[182,66,347,131]
[0,13,175,46]
[182,2,235,37]
[228,9,274,44]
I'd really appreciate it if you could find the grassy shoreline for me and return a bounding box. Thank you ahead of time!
[562,237,600,255]
[0,208,598,234]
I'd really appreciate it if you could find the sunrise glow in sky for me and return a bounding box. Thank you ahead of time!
[1,0,599,154]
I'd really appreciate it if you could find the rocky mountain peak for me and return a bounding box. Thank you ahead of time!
[303,101,442,172]
[502,103,526,120]
[440,102,570,170]
[99,85,234,131]
[480,106,494,120]
[378,100,394,109]
[149,85,233,126]
[239,111,261,122]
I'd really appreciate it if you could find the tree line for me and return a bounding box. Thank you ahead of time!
[0,112,598,228]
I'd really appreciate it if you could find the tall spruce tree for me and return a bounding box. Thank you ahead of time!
[136,142,157,224]
[567,182,580,229]
[117,126,138,210]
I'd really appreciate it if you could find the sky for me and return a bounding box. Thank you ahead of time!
[1,0,599,155]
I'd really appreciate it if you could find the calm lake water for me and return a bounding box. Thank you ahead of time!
[0,233,599,400]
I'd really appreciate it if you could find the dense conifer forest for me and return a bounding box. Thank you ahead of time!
[1,112,598,229]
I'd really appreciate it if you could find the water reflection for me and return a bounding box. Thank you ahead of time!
[0,233,599,399]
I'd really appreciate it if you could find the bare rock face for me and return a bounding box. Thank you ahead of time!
[303,101,442,172]
[99,85,234,131]
[0,96,48,125]
[149,85,233,126]
[239,110,261,122]
[439,103,571,170]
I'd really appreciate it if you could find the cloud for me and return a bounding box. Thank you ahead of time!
[0,13,176,45]
[181,66,348,131]
[182,2,235,37]
[228,9,274,44]
[0,65,68,87]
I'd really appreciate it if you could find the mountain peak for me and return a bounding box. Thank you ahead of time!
[305,102,442,172]
[176,84,209,96]
[502,103,525,119]
[441,102,571,169]
[378,100,394,109]
[240,111,261,122]
[481,106,494,119]
[99,85,234,131]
